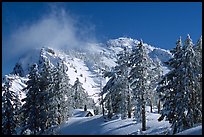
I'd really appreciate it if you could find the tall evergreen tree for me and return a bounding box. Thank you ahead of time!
[157,37,183,124]
[102,69,119,118]
[51,60,72,124]
[128,40,153,131]
[152,58,164,114]
[193,36,202,119]
[181,35,202,129]
[21,64,42,135]
[2,77,21,135]
[34,53,56,132]
[21,58,54,134]
[157,35,202,134]
[147,58,163,113]
[102,47,133,119]
[116,47,132,119]
[72,78,89,109]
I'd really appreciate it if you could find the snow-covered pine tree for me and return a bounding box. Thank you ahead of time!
[180,35,202,129]
[2,77,21,135]
[194,35,202,76]
[58,60,73,120]
[72,78,89,109]
[171,35,194,134]
[22,54,55,134]
[102,67,129,118]
[101,46,133,119]
[157,35,202,134]
[50,62,65,126]
[37,54,56,132]
[147,58,163,113]
[152,58,164,114]
[21,64,42,135]
[193,36,202,122]
[115,47,132,119]
[157,36,183,125]
[128,40,153,131]
[51,60,72,124]
[101,69,119,118]
[98,67,105,116]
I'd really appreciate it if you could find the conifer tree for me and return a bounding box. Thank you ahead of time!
[102,47,132,119]
[72,78,89,109]
[116,47,132,119]
[2,77,21,135]
[157,35,202,134]
[128,40,153,131]
[51,60,72,124]
[21,64,42,135]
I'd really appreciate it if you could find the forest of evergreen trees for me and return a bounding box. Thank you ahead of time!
[100,35,202,134]
[2,35,202,135]
[2,49,94,135]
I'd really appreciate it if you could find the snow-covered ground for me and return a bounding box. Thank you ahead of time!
[50,106,202,135]
[54,106,171,135]
[176,125,202,135]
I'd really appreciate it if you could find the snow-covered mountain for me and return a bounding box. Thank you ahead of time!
[2,37,172,105]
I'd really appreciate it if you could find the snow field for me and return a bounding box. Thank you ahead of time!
[55,106,171,135]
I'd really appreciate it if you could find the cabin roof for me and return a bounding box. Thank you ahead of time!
[72,109,94,117]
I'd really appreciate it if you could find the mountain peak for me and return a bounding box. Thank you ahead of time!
[5,37,172,105]
[107,37,139,49]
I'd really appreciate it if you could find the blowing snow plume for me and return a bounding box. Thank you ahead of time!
[4,6,97,62]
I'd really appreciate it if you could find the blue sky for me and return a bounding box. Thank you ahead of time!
[2,2,202,76]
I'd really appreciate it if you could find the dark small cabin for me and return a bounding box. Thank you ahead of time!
[72,109,94,117]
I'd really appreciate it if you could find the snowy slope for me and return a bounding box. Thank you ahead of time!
[51,106,202,135]
[63,57,100,102]
[2,74,28,104]
[105,37,172,75]
[176,125,202,135]
[54,114,202,135]
[53,106,171,135]
[3,37,172,105]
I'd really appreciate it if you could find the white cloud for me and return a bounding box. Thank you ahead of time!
[5,7,97,60]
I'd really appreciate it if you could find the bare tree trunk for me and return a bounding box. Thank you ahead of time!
[142,95,146,131]
[128,111,131,118]
[101,96,105,116]
[127,95,131,118]
[142,104,146,131]
[84,105,87,111]
[99,69,105,116]
[157,99,161,114]
[150,100,153,113]
[102,106,105,116]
